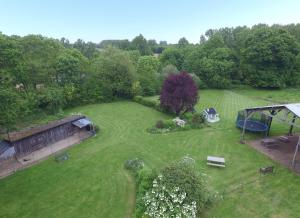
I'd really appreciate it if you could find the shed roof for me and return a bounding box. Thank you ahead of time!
[72,118,92,128]
[5,115,84,142]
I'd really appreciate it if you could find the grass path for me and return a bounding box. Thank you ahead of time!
[122,170,136,218]
[0,90,300,217]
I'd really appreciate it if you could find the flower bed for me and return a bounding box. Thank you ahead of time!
[147,112,206,134]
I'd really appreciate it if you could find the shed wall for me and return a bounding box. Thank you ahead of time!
[13,122,79,156]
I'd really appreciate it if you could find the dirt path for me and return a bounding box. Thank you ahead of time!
[123,169,136,218]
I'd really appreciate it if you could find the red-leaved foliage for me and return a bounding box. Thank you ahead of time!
[160,71,198,115]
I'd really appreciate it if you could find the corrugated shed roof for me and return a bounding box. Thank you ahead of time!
[5,115,85,142]
[72,118,92,128]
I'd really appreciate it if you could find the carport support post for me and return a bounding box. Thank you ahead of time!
[289,115,297,136]
[292,136,300,168]
[240,110,253,144]
[266,110,275,137]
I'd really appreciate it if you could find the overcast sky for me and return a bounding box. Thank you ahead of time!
[0,0,300,43]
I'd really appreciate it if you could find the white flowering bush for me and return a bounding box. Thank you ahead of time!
[172,117,186,127]
[139,156,217,217]
[143,174,197,218]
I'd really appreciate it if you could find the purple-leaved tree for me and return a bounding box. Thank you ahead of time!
[160,71,198,115]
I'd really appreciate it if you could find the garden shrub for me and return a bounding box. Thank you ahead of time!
[124,158,144,174]
[135,169,158,217]
[163,119,176,129]
[190,112,205,128]
[141,156,217,217]
[93,124,100,133]
[155,120,165,129]
[180,112,194,120]
[133,95,162,112]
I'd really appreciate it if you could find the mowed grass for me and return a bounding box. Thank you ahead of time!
[1,90,300,218]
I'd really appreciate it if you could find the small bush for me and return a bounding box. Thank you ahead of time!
[155,120,165,129]
[124,158,144,173]
[191,113,205,128]
[94,124,100,133]
[164,119,176,129]
[180,112,193,120]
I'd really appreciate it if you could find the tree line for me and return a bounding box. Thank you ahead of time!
[1,23,300,132]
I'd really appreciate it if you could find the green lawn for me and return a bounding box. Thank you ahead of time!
[1,90,300,218]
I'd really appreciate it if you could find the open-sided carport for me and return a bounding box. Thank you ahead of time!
[239,103,300,168]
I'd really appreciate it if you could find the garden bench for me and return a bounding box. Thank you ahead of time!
[278,136,290,143]
[261,138,278,148]
[259,166,274,174]
[207,156,225,168]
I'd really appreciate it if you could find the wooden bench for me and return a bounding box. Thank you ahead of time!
[278,136,290,143]
[261,138,278,148]
[207,156,225,168]
[259,166,274,174]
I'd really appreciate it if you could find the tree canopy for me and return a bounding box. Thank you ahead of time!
[160,72,198,115]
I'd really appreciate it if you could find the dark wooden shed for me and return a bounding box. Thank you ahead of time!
[4,115,93,157]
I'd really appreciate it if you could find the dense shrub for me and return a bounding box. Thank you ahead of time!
[190,112,205,128]
[155,120,165,129]
[93,124,100,133]
[135,169,158,217]
[124,158,144,174]
[133,95,162,112]
[141,157,217,217]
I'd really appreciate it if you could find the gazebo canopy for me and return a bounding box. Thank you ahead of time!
[240,103,300,168]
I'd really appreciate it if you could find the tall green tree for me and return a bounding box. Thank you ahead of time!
[0,87,20,137]
[242,28,300,88]
[131,34,152,55]
[136,56,159,96]
[91,48,136,99]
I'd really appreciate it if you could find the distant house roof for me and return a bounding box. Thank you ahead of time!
[5,115,84,142]
[205,108,217,115]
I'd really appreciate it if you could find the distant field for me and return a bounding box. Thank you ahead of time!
[1,90,300,218]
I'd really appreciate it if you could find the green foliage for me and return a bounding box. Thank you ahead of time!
[159,157,215,216]
[36,86,65,114]
[91,48,136,99]
[137,56,160,96]
[135,169,158,217]
[190,112,205,128]
[131,34,152,56]
[54,48,88,86]
[155,120,165,129]
[133,95,162,111]
[160,47,185,70]
[242,28,300,88]
[124,158,144,174]
[0,87,20,133]
[139,157,215,217]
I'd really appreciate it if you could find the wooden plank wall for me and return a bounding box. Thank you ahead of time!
[13,123,79,156]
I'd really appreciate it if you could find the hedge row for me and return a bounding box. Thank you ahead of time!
[133,96,163,112]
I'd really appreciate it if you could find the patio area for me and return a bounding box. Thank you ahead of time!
[248,134,300,174]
